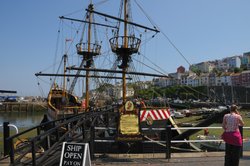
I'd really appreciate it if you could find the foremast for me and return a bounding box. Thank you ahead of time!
[76,4,101,111]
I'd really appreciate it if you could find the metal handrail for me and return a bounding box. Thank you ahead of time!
[170,126,250,143]
[6,105,117,165]
[0,124,19,134]
[171,126,250,130]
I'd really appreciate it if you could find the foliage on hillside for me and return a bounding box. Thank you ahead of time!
[136,85,208,100]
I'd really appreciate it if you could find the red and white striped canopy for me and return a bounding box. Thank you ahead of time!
[140,109,171,122]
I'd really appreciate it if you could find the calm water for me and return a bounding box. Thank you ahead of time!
[0,110,46,154]
[0,110,46,129]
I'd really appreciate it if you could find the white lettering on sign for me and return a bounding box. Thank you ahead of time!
[63,161,81,166]
[64,152,83,160]
[60,142,91,166]
[66,145,82,152]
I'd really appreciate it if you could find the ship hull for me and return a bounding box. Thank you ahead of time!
[47,88,82,121]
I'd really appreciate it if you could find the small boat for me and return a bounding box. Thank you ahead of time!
[197,135,250,151]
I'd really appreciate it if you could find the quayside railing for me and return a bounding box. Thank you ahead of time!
[0,123,18,157]
[5,105,117,166]
[3,108,250,165]
[167,126,250,159]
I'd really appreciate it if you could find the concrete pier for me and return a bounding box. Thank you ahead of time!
[1,152,249,166]
[92,152,250,166]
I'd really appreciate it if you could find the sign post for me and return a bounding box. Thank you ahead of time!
[60,142,91,166]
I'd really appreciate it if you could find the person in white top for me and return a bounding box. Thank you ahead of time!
[222,105,244,166]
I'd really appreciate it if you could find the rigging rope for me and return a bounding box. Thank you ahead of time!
[134,0,191,66]
[132,57,168,77]
[93,0,110,7]
[36,79,45,98]
[62,8,85,17]
[128,1,215,106]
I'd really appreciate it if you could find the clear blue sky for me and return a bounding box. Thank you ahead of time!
[1,0,250,96]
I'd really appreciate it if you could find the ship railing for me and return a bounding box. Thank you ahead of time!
[76,42,101,56]
[109,36,141,54]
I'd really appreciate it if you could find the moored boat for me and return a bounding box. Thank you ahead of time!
[197,135,250,151]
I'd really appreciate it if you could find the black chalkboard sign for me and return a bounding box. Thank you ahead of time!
[60,142,91,166]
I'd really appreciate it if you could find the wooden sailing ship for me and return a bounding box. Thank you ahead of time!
[35,1,229,153]
[35,0,174,136]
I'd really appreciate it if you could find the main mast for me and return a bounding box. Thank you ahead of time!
[85,4,92,109]
[122,0,128,104]
[110,0,141,105]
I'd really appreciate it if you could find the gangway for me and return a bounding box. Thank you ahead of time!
[5,106,118,166]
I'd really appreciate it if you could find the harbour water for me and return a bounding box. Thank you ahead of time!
[0,110,45,129]
[0,110,46,154]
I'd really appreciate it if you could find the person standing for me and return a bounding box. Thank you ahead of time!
[221,105,244,166]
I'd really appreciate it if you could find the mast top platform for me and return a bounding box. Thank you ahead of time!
[109,36,141,55]
[76,42,101,56]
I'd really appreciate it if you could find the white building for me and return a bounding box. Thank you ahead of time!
[223,56,241,69]
[113,86,135,99]
[198,73,210,86]
[215,73,232,86]
[190,61,215,73]
[152,77,175,87]
[187,75,199,87]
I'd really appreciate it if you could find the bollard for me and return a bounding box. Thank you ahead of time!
[3,122,10,156]
[165,125,172,160]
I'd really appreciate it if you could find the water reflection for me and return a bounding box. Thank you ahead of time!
[0,110,45,128]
